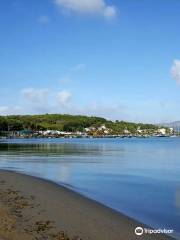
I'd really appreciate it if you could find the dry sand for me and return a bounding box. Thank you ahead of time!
[0,170,174,240]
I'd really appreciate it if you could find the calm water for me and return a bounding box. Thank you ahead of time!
[0,137,180,238]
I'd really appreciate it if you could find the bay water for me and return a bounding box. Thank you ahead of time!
[0,137,179,238]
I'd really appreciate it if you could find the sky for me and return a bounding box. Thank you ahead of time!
[0,0,180,123]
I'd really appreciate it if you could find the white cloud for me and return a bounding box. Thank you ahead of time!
[38,15,50,24]
[70,63,86,71]
[21,88,50,104]
[171,59,180,85]
[103,5,116,18]
[3,87,126,119]
[57,90,72,106]
[54,0,117,18]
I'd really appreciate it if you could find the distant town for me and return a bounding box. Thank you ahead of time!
[0,114,179,139]
[5,125,177,139]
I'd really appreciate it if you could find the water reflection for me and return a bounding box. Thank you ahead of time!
[0,142,125,158]
[175,188,180,215]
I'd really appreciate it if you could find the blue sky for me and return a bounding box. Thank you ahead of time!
[0,0,180,123]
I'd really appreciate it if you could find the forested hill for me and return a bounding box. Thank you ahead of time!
[0,114,158,133]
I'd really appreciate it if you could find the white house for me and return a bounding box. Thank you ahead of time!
[158,128,166,135]
[123,129,130,134]
[85,127,96,132]
[169,128,174,134]
[137,127,143,133]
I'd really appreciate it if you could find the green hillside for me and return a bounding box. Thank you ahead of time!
[0,114,160,135]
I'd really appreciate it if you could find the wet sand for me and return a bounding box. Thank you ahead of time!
[0,170,174,240]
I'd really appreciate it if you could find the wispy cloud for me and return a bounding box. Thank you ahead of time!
[3,87,126,120]
[171,59,180,85]
[70,63,86,72]
[0,106,9,115]
[21,88,50,104]
[0,106,23,115]
[38,15,50,24]
[59,76,72,84]
[76,102,125,120]
[54,0,117,19]
[58,63,86,85]
[57,90,72,106]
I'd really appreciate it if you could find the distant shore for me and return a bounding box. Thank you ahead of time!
[0,170,174,240]
[0,134,179,140]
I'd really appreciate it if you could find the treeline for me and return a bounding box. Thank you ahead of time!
[0,114,158,134]
[106,121,158,134]
[0,114,106,132]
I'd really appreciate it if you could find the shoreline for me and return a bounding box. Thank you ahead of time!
[0,170,174,240]
[0,135,179,140]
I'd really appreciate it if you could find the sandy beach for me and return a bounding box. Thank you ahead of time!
[0,170,174,240]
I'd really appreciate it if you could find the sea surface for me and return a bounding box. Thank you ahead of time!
[0,137,180,239]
